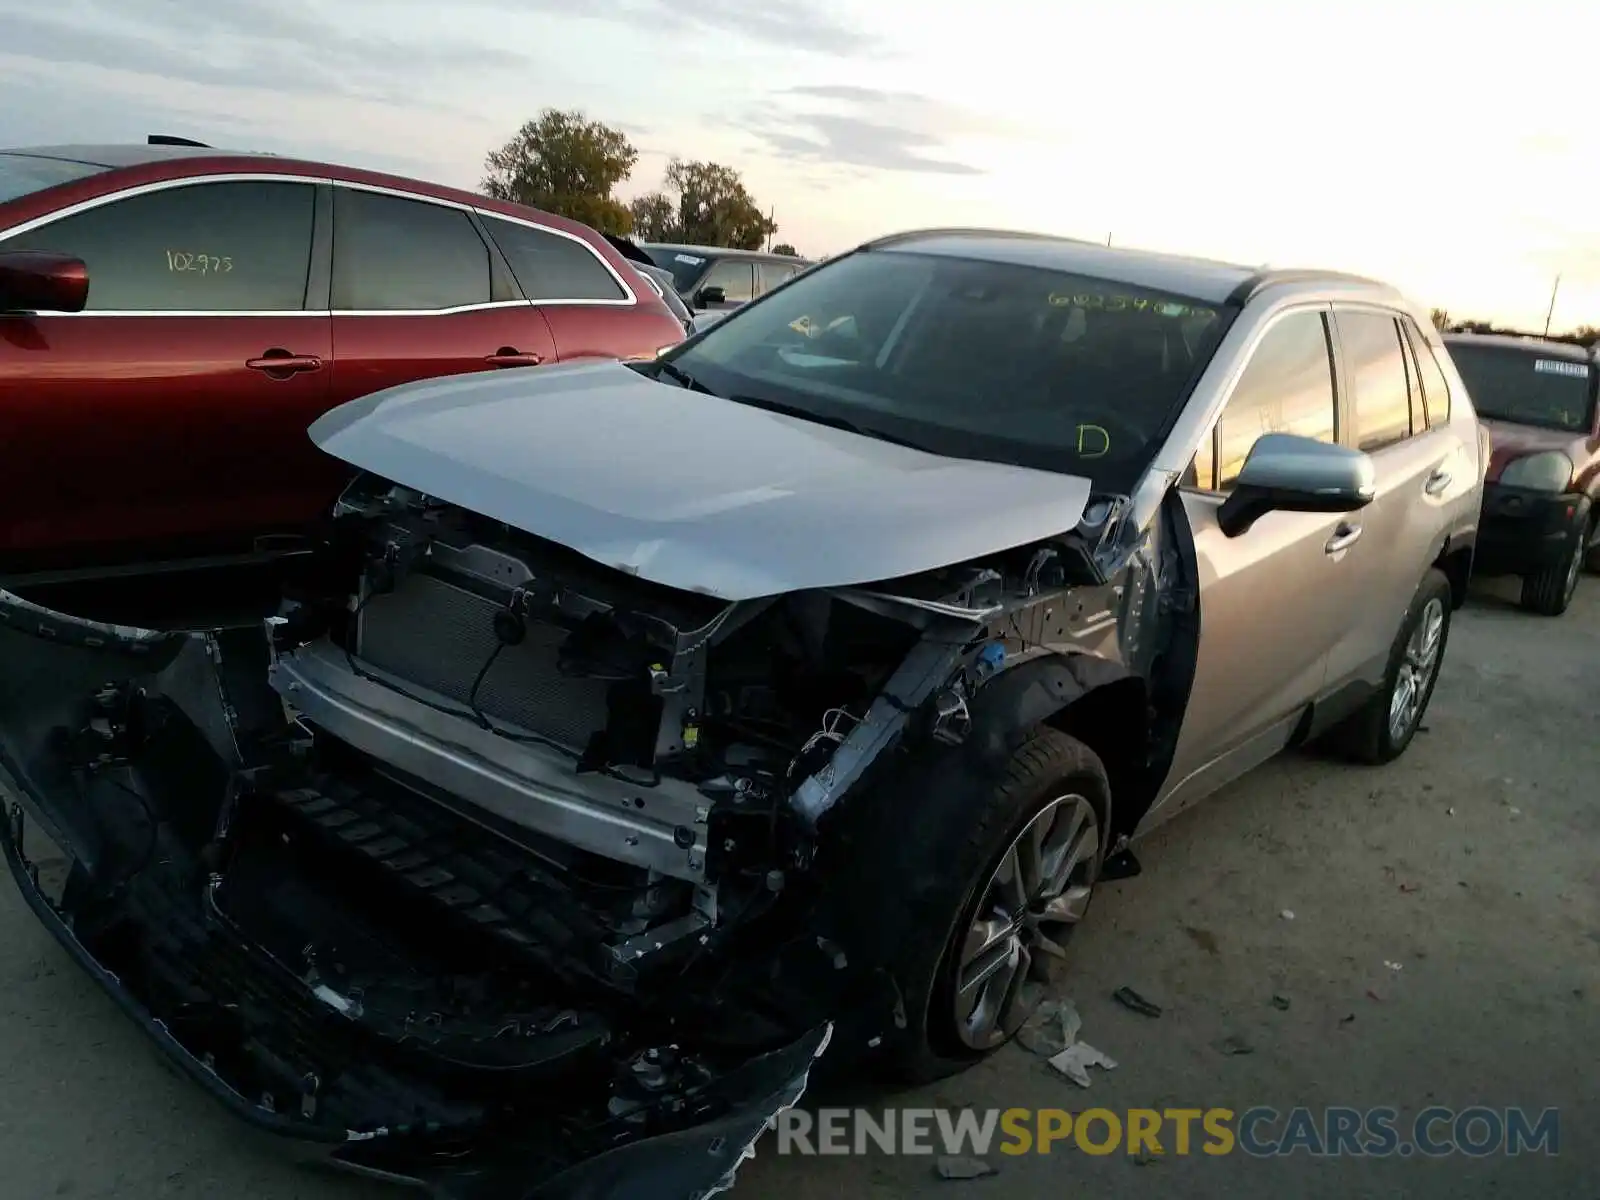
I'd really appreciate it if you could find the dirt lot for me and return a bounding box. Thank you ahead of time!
[1,577,1595,1199]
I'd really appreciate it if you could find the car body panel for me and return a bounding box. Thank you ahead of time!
[329,307,560,413]
[1147,291,1481,823]
[1480,416,1599,482]
[307,359,1094,600]
[0,146,685,577]
[2,312,339,557]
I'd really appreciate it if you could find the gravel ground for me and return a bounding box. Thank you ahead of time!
[1,576,1595,1198]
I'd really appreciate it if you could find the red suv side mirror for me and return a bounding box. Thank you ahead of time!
[0,251,89,314]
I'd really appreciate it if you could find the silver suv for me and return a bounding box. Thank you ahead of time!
[0,230,1482,1198]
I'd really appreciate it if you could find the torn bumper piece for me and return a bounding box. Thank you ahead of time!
[0,590,830,1199]
[2,805,827,1198]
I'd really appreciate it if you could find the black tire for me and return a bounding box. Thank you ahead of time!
[1520,527,1585,616]
[1328,568,1453,765]
[854,728,1112,1084]
[1583,512,1600,576]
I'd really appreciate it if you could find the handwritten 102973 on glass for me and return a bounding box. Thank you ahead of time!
[166,251,234,274]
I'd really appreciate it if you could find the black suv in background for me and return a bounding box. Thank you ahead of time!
[641,243,811,312]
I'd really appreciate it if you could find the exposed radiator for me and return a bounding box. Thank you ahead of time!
[355,571,611,752]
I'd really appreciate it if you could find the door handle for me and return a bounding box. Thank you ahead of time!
[1325,523,1363,554]
[246,350,323,377]
[485,347,546,368]
[1424,468,1452,496]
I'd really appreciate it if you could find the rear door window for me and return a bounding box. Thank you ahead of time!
[332,188,492,311]
[482,216,628,302]
[700,258,755,303]
[1,180,316,311]
[1197,310,1338,491]
[1336,309,1413,451]
[1400,318,1452,428]
[757,261,798,294]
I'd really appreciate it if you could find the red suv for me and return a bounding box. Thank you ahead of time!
[0,140,686,583]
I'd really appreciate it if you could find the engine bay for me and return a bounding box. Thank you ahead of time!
[266,484,951,982]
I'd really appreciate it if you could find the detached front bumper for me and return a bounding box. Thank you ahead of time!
[0,590,829,1199]
[1473,484,1587,577]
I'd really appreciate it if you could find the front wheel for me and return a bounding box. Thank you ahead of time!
[870,729,1111,1083]
[1328,568,1453,764]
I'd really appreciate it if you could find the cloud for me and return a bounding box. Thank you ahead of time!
[374,0,880,57]
[0,0,529,104]
[647,0,879,56]
[740,85,1003,176]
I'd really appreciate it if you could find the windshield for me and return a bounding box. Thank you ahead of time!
[664,248,1233,490]
[0,153,109,205]
[1448,343,1595,433]
[644,246,710,293]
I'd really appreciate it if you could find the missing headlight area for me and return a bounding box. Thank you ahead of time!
[0,485,1145,1196]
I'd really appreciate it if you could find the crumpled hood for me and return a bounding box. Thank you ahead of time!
[309,360,1093,600]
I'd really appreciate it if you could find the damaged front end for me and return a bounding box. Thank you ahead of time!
[0,478,1139,1196]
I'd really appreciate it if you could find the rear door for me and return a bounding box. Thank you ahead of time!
[1323,307,1462,690]
[0,176,330,561]
[328,185,557,409]
[477,213,659,359]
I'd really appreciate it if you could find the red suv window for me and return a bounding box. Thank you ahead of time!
[2,180,316,311]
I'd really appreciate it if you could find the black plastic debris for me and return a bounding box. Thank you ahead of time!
[1112,986,1162,1018]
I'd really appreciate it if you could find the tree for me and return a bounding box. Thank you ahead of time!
[650,159,777,250]
[482,109,638,235]
[1429,308,1451,331]
[628,192,678,242]
[772,242,798,257]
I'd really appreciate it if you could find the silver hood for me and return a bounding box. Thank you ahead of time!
[308,360,1093,601]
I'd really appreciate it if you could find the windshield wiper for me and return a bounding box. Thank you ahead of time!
[727,394,927,451]
[655,361,718,395]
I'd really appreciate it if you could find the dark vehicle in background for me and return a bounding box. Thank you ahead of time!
[0,141,686,585]
[641,243,810,313]
[601,232,694,333]
[1444,333,1600,615]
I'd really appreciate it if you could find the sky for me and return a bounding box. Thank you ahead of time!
[1,0,1597,330]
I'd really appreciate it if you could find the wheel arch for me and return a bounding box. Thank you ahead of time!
[1434,532,1475,610]
[963,653,1152,843]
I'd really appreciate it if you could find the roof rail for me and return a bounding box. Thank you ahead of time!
[861,227,1092,252]
[1225,267,1389,306]
[147,135,211,148]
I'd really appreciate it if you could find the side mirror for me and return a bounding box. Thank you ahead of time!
[695,285,726,308]
[1217,433,1375,538]
[0,251,89,314]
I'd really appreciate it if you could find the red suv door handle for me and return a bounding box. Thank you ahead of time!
[246,350,323,377]
[485,347,546,368]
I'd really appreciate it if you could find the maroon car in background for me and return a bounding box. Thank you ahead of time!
[0,140,686,585]
[1443,333,1600,616]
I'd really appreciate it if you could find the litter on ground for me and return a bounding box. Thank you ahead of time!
[1047,1042,1117,1087]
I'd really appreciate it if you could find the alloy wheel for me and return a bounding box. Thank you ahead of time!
[951,794,1100,1050]
[1388,597,1446,743]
